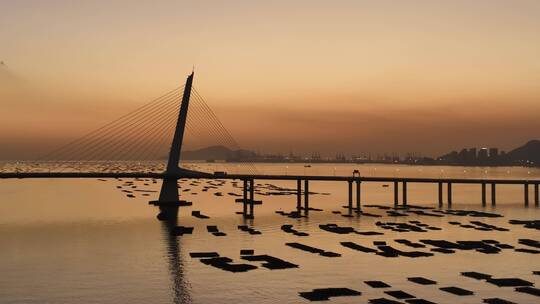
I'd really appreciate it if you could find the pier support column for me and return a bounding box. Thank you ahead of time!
[394,181,399,208]
[535,184,539,207]
[304,180,309,215]
[524,183,529,207]
[402,182,407,206]
[447,183,452,207]
[491,183,496,206]
[348,180,353,211]
[249,179,255,217]
[438,182,443,208]
[481,183,486,207]
[243,179,248,217]
[356,180,361,212]
[297,180,302,211]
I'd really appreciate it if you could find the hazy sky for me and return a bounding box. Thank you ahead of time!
[1,0,540,158]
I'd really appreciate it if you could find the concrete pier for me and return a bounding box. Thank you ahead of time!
[304,179,309,214]
[355,180,361,211]
[249,179,254,216]
[447,183,452,207]
[394,181,399,207]
[525,183,529,206]
[491,183,496,206]
[348,180,353,211]
[535,183,539,206]
[402,181,407,206]
[482,183,486,206]
[297,179,302,211]
[438,182,443,207]
[243,179,248,215]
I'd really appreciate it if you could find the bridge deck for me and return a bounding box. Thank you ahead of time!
[1,172,538,185]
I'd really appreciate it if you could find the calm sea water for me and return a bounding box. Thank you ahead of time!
[0,163,539,304]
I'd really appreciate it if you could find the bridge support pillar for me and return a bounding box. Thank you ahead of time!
[481,183,486,206]
[438,182,443,208]
[394,181,399,208]
[356,180,361,212]
[249,179,255,217]
[347,181,353,212]
[402,182,407,206]
[304,180,309,215]
[524,183,529,207]
[297,180,302,211]
[491,183,496,206]
[242,179,248,216]
[535,183,539,206]
[447,183,452,207]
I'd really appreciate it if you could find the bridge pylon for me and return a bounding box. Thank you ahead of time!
[150,72,212,219]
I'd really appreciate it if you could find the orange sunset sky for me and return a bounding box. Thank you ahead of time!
[1,0,540,158]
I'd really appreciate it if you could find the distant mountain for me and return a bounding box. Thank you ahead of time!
[438,139,540,167]
[181,145,256,161]
[507,140,540,165]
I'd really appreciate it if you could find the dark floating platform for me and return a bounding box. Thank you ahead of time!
[376,245,433,258]
[364,280,391,288]
[299,288,361,301]
[319,223,352,234]
[171,226,194,236]
[405,299,437,304]
[439,286,474,296]
[240,249,254,256]
[483,298,517,304]
[340,241,432,258]
[455,220,510,232]
[275,210,305,218]
[189,252,220,258]
[486,277,534,287]
[235,198,263,205]
[430,248,455,254]
[514,286,540,297]
[357,211,383,217]
[200,257,257,273]
[407,277,437,285]
[395,239,426,248]
[461,271,492,280]
[369,298,405,304]
[420,239,503,254]
[375,221,440,233]
[238,225,261,235]
[286,242,341,257]
[384,290,415,300]
[508,219,540,231]
[281,224,309,236]
[149,200,192,207]
[241,254,298,270]
[514,248,540,254]
[433,209,502,218]
[192,210,210,219]
[518,238,540,249]
[405,210,444,217]
[341,241,377,253]
[206,225,227,236]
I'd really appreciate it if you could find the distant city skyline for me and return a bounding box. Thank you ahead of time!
[1,1,540,158]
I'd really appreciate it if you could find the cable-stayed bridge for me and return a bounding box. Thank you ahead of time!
[1,72,539,219]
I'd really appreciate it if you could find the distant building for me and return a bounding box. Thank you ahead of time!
[489,148,498,159]
[478,148,488,162]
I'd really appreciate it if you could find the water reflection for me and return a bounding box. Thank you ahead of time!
[159,205,192,304]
